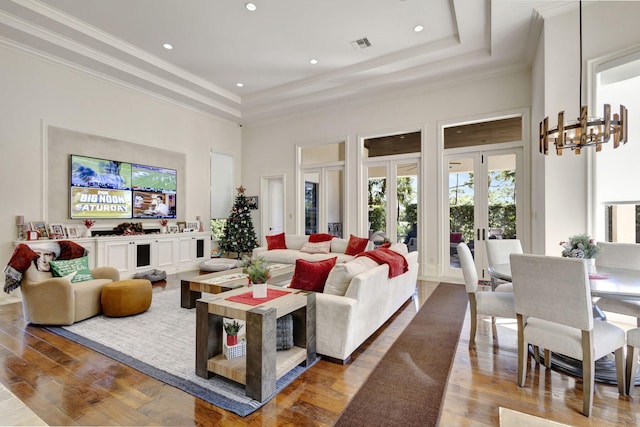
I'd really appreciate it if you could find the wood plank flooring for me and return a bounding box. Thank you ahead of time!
[0,273,637,426]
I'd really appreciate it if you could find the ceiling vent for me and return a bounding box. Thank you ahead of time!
[351,37,372,49]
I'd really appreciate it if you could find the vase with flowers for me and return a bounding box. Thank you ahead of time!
[240,255,270,298]
[159,219,168,234]
[560,233,601,274]
[83,219,95,237]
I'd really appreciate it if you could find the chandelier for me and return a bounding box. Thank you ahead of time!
[539,1,628,155]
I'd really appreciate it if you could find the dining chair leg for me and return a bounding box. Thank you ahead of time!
[582,331,594,417]
[516,314,527,387]
[544,349,551,368]
[469,295,477,350]
[627,344,639,396]
[614,346,626,396]
[533,345,540,365]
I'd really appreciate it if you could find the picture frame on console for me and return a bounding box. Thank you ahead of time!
[177,221,186,232]
[168,224,178,233]
[31,222,48,239]
[187,221,199,231]
[49,223,65,239]
[65,225,79,238]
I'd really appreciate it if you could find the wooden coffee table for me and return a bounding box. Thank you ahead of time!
[195,285,316,402]
[180,263,294,309]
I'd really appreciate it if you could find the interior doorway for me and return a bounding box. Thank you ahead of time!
[261,175,284,242]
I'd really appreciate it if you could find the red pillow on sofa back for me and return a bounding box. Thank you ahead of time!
[308,233,335,243]
[289,257,337,292]
[266,233,287,250]
[344,234,369,256]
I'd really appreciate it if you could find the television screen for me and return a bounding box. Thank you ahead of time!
[69,155,177,220]
[70,187,133,219]
[132,163,177,192]
[131,163,177,219]
[71,155,131,190]
[132,191,176,219]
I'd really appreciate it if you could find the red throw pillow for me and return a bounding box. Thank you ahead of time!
[289,257,337,292]
[266,233,287,250]
[308,233,334,243]
[344,234,369,256]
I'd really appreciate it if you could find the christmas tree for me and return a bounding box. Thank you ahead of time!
[218,186,259,257]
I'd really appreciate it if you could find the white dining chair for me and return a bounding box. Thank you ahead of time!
[627,327,640,396]
[594,242,640,326]
[457,243,515,350]
[510,253,626,417]
[486,239,523,292]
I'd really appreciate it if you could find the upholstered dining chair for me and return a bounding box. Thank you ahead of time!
[594,242,640,326]
[510,254,626,417]
[627,328,640,396]
[457,242,515,350]
[485,239,523,292]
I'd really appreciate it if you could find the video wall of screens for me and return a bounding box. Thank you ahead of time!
[70,155,177,219]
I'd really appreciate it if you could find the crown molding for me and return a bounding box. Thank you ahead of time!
[10,0,240,104]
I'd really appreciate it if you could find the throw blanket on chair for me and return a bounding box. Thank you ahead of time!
[357,248,408,278]
[3,241,88,293]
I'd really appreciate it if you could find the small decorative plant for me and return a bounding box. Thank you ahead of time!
[240,255,270,284]
[223,319,242,336]
[560,234,601,259]
[160,219,168,227]
[84,219,95,229]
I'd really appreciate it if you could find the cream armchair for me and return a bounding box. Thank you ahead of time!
[21,263,119,325]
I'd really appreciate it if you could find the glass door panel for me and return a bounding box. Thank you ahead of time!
[326,169,344,237]
[367,165,387,243]
[448,156,476,269]
[487,154,517,240]
[304,172,319,235]
[397,162,418,251]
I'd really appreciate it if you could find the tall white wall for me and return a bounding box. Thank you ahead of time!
[540,1,640,256]
[242,69,531,278]
[0,44,241,268]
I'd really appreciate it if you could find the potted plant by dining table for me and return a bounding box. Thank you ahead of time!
[240,256,270,298]
[560,233,602,274]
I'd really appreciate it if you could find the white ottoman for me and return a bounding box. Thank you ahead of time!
[199,258,239,272]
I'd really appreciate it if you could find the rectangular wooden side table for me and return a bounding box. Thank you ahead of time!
[181,263,294,308]
[195,285,316,402]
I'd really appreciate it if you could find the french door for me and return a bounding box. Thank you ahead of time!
[444,147,523,278]
[366,158,419,250]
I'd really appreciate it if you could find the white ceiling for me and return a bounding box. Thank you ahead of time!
[0,0,568,124]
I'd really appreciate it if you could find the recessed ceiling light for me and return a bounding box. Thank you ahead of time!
[236,83,244,88]
[245,2,256,11]
[413,25,424,33]
[163,43,173,50]
[309,59,318,65]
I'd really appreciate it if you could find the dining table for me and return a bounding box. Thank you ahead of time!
[488,262,640,385]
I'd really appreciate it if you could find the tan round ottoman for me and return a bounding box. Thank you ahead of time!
[101,279,152,317]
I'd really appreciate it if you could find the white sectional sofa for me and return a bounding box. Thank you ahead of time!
[252,234,361,264]
[253,235,419,363]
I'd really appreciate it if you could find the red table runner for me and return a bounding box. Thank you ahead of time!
[225,288,291,306]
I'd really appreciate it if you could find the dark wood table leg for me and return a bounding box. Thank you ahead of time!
[181,279,201,309]
[293,292,316,366]
[246,306,277,402]
[195,299,221,378]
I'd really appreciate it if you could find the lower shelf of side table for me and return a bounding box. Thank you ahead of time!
[207,346,307,385]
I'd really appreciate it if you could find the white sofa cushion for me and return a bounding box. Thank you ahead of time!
[300,241,332,254]
[284,234,309,250]
[324,257,378,296]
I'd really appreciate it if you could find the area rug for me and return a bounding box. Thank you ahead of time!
[46,288,317,417]
[335,282,468,427]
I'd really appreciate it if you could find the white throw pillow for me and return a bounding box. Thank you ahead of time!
[300,240,332,254]
[324,257,378,296]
